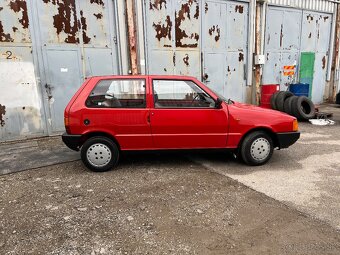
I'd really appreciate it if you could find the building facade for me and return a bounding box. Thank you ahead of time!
[0,0,339,141]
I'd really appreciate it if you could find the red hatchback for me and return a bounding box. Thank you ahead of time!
[62,75,300,172]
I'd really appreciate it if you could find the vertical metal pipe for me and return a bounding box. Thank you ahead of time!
[247,0,256,87]
[327,5,337,82]
[260,1,267,55]
[126,0,139,75]
[254,2,262,105]
[332,4,340,101]
[136,0,146,74]
[117,1,129,74]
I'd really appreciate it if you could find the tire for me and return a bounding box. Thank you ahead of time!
[276,91,294,112]
[240,131,274,166]
[336,92,340,104]
[283,96,298,115]
[81,136,119,172]
[291,96,315,121]
[270,91,280,110]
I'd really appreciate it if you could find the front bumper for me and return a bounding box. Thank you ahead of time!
[62,132,82,151]
[276,132,300,149]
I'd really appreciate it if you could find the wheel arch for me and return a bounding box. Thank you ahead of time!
[237,127,279,150]
[81,131,120,150]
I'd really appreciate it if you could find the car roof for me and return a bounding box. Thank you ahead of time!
[88,75,197,80]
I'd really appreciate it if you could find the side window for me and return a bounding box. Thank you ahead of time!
[86,79,146,108]
[153,80,216,108]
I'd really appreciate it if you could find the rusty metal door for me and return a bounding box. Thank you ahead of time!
[34,0,119,133]
[145,0,201,77]
[301,11,332,103]
[145,0,249,102]
[0,0,45,141]
[43,49,82,132]
[263,7,302,90]
[263,6,332,103]
[202,0,249,101]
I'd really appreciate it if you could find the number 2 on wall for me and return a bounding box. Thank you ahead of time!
[6,51,13,60]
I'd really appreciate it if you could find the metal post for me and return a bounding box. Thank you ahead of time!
[332,4,340,102]
[247,0,256,88]
[254,2,262,105]
[126,0,139,75]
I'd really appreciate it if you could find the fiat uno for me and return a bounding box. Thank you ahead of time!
[62,75,300,172]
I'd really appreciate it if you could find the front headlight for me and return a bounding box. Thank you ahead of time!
[293,119,299,131]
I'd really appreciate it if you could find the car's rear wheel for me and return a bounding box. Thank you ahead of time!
[81,136,119,172]
[240,131,274,166]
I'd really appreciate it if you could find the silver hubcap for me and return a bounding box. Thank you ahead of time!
[86,143,112,167]
[250,137,270,161]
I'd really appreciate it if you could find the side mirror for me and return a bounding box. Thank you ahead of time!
[215,98,223,109]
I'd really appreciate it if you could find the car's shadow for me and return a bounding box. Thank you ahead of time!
[118,149,235,166]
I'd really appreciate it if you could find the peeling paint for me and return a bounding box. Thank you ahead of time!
[235,5,244,14]
[0,104,6,127]
[9,0,29,29]
[307,14,314,21]
[90,0,104,6]
[93,13,103,19]
[153,15,172,41]
[183,54,189,66]
[208,25,220,42]
[267,34,270,45]
[0,21,13,42]
[194,5,199,19]
[239,52,244,62]
[80,10,91,44]
[149,0,167,10]
[205,2,208,13]
[322,56,326,69]
[323,16,329,22]
[308,32,312,38]
[175,0,199,48]
[12,26,18,32]
[43,0,80,44]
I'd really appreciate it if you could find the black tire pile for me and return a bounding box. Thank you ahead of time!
[270,91,316,121]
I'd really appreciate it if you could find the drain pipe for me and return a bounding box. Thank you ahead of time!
[126,0,139,75]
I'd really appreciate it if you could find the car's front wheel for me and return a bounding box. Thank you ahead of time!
[81,136,119,172]
[240,131,274,166]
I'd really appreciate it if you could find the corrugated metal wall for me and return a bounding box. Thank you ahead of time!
[267,0,336,13]
[263,1,335,103]
[1,0,339,141]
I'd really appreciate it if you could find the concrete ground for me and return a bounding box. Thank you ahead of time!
[192,104,340,230]
[0,104,340,254]
[1,156,340,254]
[0,136,79,175]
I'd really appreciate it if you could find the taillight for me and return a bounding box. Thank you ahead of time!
[292,119,299,131]
[64,116,71,133]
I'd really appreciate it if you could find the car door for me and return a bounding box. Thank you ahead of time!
[84,78,153,150]
[150,78,229,149]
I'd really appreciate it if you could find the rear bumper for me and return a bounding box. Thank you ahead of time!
[276,132,300,149]
[62,133,82,151]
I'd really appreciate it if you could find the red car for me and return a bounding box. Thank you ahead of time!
[62,75,300,172]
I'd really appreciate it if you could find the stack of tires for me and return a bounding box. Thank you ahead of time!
[270,91,315,121]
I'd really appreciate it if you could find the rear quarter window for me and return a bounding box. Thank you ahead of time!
[85,79,146,108]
